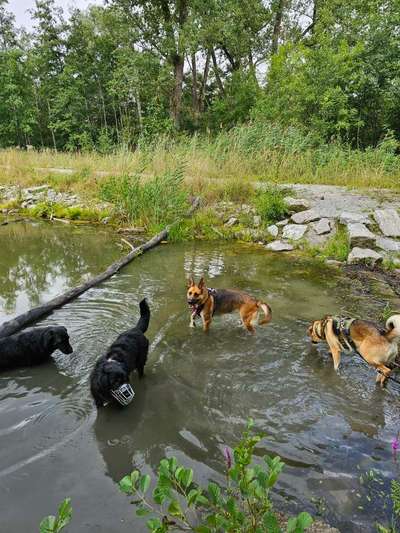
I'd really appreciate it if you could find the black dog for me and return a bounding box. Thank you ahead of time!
[0,326,73,371]
[90,298,150,408]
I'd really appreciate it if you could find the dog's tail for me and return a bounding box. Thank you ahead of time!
[385,314,400,341]
[136,298,150,333]
[257,301,272,325]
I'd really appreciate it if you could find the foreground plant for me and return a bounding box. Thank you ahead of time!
[119,420,313,532]
[39,498,72,533]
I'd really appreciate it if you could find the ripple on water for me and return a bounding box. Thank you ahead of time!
[0,234,398,532]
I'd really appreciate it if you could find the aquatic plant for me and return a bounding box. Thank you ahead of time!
[39,498,72,533]
[118,419,313,532]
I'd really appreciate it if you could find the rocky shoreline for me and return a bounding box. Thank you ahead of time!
[2,182,400,268]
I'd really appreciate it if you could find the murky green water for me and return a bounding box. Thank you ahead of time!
[0,222,398,532]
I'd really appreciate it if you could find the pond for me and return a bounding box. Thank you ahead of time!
[0,221,398,532]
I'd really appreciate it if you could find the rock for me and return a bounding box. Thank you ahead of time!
[347,247,383,265]
[326,259,343,267]
[24,184,49,194]
[225,216,239,227]
[311,218,332,235]
[339,211,371,225]
[347,223,376,247]
[253,215,261,228]
[291,209,320,224]
[375,236,400,252]
[276,218,289,226]
[374,208,400,237]
[282,223,307,241]
[266,240,294,252]
[241,203,252,214]
[284,197,310,212]
[306,227,335,247]
[266,224,279,238]
[101,217,111,225]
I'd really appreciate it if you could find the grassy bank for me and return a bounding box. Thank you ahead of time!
[1,123,400,197]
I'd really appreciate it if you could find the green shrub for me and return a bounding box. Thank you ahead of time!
[255,186,289,224]
[100,168,189,229]
[119,420,313,533]
[319,226,350,262]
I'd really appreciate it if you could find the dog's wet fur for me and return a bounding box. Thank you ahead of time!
[187,277,272,333]
[0,326,73,371]
[90,299,150,408]
[307,314,400,386]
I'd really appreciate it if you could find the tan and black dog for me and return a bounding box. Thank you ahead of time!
[187,277,272,333]
[307,314,400,386]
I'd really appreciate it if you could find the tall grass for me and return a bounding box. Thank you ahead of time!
[100,168,189,230]
[1,122,399,196]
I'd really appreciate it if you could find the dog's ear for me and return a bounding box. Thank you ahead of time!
[44,329,55,348]
[187,277,194,288]
[198,277,205,289]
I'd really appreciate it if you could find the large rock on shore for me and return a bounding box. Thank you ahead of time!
[291,209,320,224]
[339,211,371,225]
[284,197,310,212]
[282,224,307,240]
[347,247,383,265]
[311,218,332,235]
[375,236,400,252]
[266,240,294,251]
[347,223,376,247]
[373,208,400,237]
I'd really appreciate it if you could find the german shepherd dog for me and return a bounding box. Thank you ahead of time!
[186,277,272,333]
[307,314,400,386]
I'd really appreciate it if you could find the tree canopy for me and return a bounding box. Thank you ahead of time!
[0,0,398,150]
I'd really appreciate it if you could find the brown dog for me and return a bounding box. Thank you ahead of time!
[187,277,272,333]
[307,314,400,386]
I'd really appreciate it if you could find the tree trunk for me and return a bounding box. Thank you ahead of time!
[47,100,57,150]
[271,0,285,55]
[191,52,199,116]
[199,50,211,112]
[211,49,225,95]
[170,54,185,129]
[135,89,143,132]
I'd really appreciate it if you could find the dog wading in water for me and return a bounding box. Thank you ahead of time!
[90,298,150,407]
[187,277,272,333]
[308,314,400,386]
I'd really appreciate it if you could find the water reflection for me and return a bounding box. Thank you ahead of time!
[0,222,120,320]
[0,232,398,532]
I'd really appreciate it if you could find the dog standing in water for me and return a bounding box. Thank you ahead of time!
[307,314,400,386]
[90,299,150,407]
[0,326,73,371]
[187,277,272,333]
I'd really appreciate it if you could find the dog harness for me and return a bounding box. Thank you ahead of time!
[190,288,218,321]
[332,316,356,352]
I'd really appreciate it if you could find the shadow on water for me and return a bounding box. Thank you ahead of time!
[0,224,399,532]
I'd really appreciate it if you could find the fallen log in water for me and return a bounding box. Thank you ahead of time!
[0,229,167,338]
[0,198,199,338]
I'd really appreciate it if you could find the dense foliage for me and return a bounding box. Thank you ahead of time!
[0,0,399,151]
